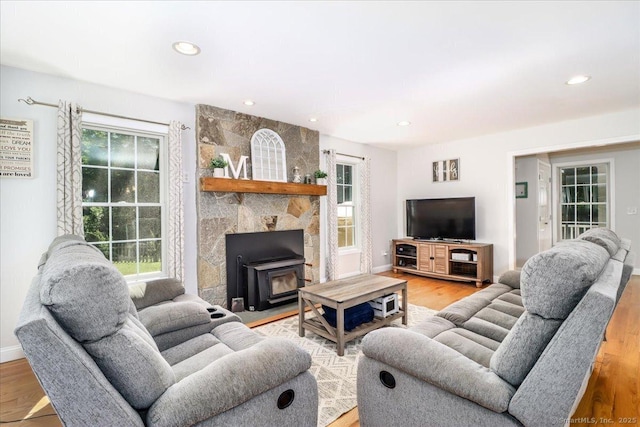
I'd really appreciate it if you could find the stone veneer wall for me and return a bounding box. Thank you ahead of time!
[196,104,320,307]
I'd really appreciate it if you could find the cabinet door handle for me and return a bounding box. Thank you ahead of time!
[430,256,435,260]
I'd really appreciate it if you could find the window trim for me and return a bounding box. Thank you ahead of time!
[336,156,361,252]
[81,113,169,283]
[551,158,615,243]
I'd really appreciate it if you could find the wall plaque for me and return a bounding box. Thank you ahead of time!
[1,117,34,178]
[433,158,459,182]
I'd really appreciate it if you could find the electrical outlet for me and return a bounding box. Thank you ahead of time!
[627,207,638,215]
[381,251,389,257]
[182,173,190,183]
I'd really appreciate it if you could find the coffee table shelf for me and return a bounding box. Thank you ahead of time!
[298,274,408,356]
[303,310,406,344]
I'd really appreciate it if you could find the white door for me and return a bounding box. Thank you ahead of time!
[538,160,552,252]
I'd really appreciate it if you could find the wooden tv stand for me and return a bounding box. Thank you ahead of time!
[392,239,493,287]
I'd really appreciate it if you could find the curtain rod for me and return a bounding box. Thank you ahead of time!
[322,149,365,160]
[17,96,190,130]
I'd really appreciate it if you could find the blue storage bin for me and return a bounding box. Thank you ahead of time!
[322,302,374,331]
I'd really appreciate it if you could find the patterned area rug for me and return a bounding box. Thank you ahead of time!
[254,304,437,427]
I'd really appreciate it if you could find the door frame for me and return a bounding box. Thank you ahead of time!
[537,159,552,252]
[550,158,615,244]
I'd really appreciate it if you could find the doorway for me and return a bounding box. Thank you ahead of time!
[515,154,551,266]
[510,138,640,270]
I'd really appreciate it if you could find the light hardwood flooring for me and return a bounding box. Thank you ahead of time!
[1,273,638,426]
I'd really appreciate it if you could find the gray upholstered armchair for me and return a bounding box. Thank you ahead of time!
[15,235,318,426]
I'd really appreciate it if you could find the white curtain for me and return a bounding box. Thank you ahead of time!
[56,101,84,236]
[167,121,184,281]
[360,156,372,273]
[325,149,338,281]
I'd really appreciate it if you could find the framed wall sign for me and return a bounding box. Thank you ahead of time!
[433,158,459,182]
[0,117,34,178]
[515,182,528,198]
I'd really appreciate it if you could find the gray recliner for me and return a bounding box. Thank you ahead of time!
[15,235,318,426]
[127,277,240,352]
[357,228,633,427]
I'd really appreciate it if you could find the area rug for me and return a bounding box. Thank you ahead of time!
[253,303,437,427]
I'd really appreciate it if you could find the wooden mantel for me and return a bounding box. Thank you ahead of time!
[200,177,327,196]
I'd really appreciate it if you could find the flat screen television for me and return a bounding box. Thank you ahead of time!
[406,197,476,241]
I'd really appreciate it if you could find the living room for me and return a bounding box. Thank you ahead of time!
[1,1,639,426]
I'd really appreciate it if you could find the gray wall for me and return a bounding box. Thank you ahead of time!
[549,141,640,251]
[0,66,196,361]
[515,156,539,266]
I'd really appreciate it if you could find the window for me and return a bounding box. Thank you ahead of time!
[558,163,609,240]
[81,124,167,280]
[337,162,357,248]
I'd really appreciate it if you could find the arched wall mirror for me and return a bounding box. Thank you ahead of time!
[250,129,287,182]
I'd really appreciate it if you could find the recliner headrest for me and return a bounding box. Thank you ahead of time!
[40,241,129,342]
[576,228,620,256]
[520,240,609,319]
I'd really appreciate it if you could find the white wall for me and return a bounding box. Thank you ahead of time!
[397,108,640,279]
[0,66,197,362]
[319,135,398,280]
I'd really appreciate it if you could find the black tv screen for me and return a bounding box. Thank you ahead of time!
[406,197,476,241]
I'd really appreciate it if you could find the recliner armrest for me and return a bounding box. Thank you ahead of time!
[362,328,515,412]
[138,302,210,336]
[129,278,185,310]
[146,338,312,427]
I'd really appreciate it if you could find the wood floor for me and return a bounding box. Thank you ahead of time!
[1,273,638,426]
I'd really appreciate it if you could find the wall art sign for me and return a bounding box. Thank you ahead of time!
[1,117,34,178]
[432,158,459,182]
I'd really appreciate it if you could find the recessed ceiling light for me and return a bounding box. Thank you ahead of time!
[397,121,411,126]
[309,117,318,122]
[566,75,591,85]
[172,41,201,56]
[243,100,255,106]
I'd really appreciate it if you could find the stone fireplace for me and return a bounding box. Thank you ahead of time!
[196,104,320,308]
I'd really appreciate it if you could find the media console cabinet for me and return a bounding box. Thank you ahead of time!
[392,239,493,287]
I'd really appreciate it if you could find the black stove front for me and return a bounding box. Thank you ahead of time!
[245,256,305,311]
[225,229,306,311]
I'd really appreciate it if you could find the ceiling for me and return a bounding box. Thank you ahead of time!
[1,1,639,150]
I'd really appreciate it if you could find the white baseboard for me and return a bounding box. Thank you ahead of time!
[1,345,24,363]
[372,264,392,274]
[634,267,640,276]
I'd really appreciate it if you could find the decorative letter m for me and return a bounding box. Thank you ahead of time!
[220,154,249,179]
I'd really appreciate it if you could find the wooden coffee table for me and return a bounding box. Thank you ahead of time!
[298,274,408,356]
